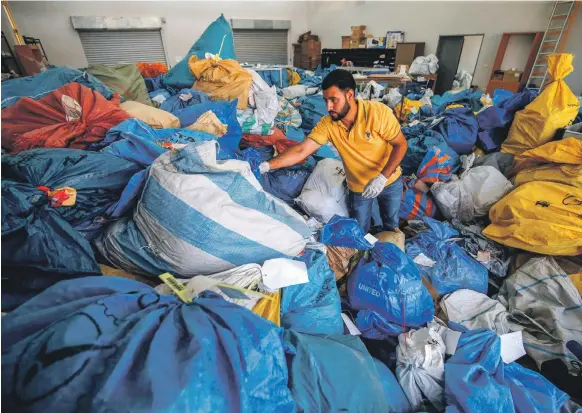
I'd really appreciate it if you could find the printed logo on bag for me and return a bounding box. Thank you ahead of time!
[335,166,346,177]
[535,200,551,208]
[562,193,582,206]
[358,283,381,297]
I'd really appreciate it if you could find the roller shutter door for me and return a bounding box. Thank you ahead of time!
[233,29,288,65]
[78,29,167,66]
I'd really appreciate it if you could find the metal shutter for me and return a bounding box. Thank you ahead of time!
[233,29,288,65]
[78,30,167,66]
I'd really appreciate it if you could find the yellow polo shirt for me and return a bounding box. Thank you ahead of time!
[308,99,403,192]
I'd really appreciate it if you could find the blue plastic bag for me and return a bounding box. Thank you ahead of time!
[99,119,220,167]
[283,329,406,412]
[476,88,538,152]
[1,148,143,306]
[255,68,289,88]
[297,94,328,135]
[402,124,460,175]
[2,148,142,238]
[175,99,242,156]
[1,66,115,108]
[164,15,236,89]
[445,327,569,413]
[1,276,295,413]
[159,88,211,114]
[262,164,313,205]
[431,89,483,114]
[281,249,343,335]
[406,217,488,296]
[320,215,374,250]
[492,88,514,106]
[436,107,479,154]
[348,242,434,338]
[144,74,168,92]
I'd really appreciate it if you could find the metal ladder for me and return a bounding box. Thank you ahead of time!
[526,0,578,91]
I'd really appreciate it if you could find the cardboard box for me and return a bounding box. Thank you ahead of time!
[342,36,351,49]
[366,36,386,49]
[349,37,366,49]
[301,40,321,56]
[502,70,523,83]
[351,25,366,37]
[491,70,504,81]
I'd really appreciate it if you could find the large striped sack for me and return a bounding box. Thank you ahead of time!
[97,140,310,277]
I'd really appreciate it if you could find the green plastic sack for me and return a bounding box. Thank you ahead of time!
[87,64,152,106]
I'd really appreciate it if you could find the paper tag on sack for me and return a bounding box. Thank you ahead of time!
[413,253,437,268]
[262,258,308,290]
[477,250,492,262]
[159,273,192,303]
[500,331,527,364]
[341,313,362,336]
[364,233,378,246]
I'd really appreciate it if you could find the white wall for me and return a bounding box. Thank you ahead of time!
[457,35,483,76]
[306,1,554,88]
[501,34,535,71]
[561,8,582,95]
[7,1,310,68]
[5,0,581,94]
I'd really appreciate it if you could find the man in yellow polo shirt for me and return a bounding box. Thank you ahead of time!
[260,69,408,232]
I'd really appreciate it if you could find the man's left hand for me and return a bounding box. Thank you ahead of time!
[362,174,388,198]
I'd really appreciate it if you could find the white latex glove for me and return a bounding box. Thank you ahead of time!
[362,174,388,198]
[259,162,271,174]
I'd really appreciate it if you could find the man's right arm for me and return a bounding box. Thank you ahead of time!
[267,138,322,170]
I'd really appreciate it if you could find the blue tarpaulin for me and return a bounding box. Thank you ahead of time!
[2,149,142,308]
[255,68,289,88]
[175,99,242,156]
[159,89,211,114]
[1,276,295,413]
[297,94,327,135]
[445,326,569,413]
[283,330,410,412]
[281,249,344,335]
[1,66,116,109]
[406,217,488,296]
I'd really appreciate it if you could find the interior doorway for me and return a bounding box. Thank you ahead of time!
[434,34,484,95]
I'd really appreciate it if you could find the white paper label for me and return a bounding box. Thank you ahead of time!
[364,233,378,246]
[262,258,309,290]
[499,331,526,364]
[413,253,437,267]
[341,313,362,335]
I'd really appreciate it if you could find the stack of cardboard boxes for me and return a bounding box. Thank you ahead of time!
[349,25,367,49]
[293,31,322,70]
[341,26,388,49]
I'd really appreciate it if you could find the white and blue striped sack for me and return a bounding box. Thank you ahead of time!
[97,141,311,277]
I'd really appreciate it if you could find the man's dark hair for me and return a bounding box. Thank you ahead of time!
[322,69,356,92]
